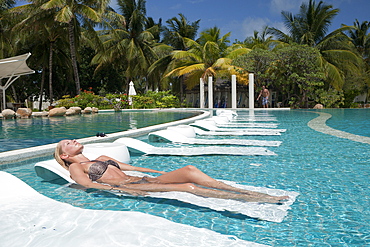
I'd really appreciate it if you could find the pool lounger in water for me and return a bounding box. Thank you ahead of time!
[0,172,269,246]
[148,129,282,147]
[113,137,276,156]
[190,120,286,134]
[34,161,298,223]
[210,116,279,128]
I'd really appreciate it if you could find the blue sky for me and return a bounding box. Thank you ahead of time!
[16,0,370,42]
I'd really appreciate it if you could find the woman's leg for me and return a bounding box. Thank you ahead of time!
[122,182,285,203]
[155,165,288,200]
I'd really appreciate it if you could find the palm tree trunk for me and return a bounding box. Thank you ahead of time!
[49,42,54,104]
[38,67,46,111]
[68,21,81,95]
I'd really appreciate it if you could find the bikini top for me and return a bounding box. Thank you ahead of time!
[84,160,120,181]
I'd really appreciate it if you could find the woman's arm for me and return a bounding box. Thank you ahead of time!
[97,155,166,174]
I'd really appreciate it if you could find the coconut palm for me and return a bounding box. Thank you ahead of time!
[162,13,200,50]
[165,28,250,90]
[41,0,109,95]
[345,19,370,102]
[268,0,362,90]
[11,1,71,107]
[243,26,277,50]
[346,20,370,63]
[0,0,16,58]
[92,0,166,92]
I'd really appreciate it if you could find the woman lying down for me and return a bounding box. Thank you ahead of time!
[54,139,289,204]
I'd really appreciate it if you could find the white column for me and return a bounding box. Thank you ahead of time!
[231,75,237,109]
[199,78,204,108]
[208,76,213,109]
[248,73,254,109]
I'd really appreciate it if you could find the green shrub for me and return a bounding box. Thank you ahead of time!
[55,90,181,109]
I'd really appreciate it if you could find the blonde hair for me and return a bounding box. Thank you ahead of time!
[54,141,71,170]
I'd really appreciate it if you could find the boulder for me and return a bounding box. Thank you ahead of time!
[48,107,66,117]
[16,108,32,118]
[92,107,99,113]
[69,106,82,114]
[313,104,324,109]
[1,109,15,119]
[32,111,49,117]
[82,107,92,114]
[65,108,76,116]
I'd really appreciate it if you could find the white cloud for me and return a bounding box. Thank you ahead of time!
[269,0,304,15]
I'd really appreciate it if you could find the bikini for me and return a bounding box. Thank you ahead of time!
[85,160,150,184]
[85,160,120,181]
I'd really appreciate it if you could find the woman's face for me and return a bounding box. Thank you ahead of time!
[60,139,84,156]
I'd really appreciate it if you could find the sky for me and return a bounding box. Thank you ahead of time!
[16,0,370,42]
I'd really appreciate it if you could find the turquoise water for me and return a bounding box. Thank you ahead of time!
[3,109,370,246]
[0,110,198,152]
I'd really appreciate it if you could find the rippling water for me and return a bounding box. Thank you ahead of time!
[3,109,370,246]
[0,110,197,152]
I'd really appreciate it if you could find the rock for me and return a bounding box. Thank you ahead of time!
[1,109,15,119]
[92,107,99,113]
[49,107,67,117]
[313,104,324,109]
[32,112,49,117]
[69,107,82,114]
[82,107,92,114]
[16,108,32,118]
[66,108,77,116]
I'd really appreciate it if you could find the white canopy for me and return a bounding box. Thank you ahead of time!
[0,53,35,110]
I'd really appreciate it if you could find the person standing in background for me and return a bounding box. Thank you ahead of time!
[257,85,270,108]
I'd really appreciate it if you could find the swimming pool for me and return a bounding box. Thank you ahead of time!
[3,109,370,246]
[0,110,199,152]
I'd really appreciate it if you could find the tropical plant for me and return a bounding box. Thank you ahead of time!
[11,1,71,107]
[162,13,200,50]
[0,0,16,58]
[268,0,362,91]
[41,0,110,95]
[92,0,165,93]
[165,27,251,90]
[269,45,327,108]
[243,27,273,50]
[344,19,370,103]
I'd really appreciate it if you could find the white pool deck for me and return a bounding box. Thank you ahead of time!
[0,108,294,247]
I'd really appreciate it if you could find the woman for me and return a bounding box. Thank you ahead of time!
[54,139,289,203]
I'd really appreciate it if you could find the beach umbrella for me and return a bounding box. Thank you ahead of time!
[128,81,136,107]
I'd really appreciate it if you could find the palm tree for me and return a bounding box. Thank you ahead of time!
[0,0,16,58]
[345,19,370,102]
[243,26,276,50]
[41,0,109,95]
[92,0,164,93]
[11,1,70,107]
[162,13,200,50]
[165,28,250,90]
[268,0,362,90]
[346,20,370,63]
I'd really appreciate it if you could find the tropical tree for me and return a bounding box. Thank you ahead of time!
[11,1,71,107]
[346,20,370,61]
[165,27,250,90]
[41,0,109,95]
[268,0,362,91]
[344,20,370,104]
[242,26,276,50]
[92,0,167,93]
[162,13,200,50]
[0,0,16,58]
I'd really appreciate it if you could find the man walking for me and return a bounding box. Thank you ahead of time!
[257,85,270,108]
